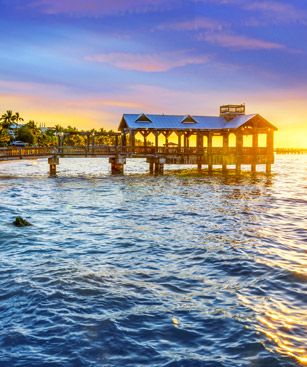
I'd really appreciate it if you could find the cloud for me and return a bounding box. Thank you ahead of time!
[157,17,224,31]
[244,1,307,22]
[28,0,176,16]
[65,98,144,110]
[85,51,209,72]
[0,79,146,129]
[198,32,284,50]
[197,0,307,23]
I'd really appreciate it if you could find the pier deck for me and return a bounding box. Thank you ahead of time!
[0,145,274,175]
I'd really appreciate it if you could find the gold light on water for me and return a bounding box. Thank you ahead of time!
[239,294,307,365]
[257,304,307,365]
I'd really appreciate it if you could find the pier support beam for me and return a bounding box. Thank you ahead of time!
[149,162,154,174]
[266,130,274,174]
[251,132,258,173]
[222,133,229,173]
[236,132,243,174]
[147,157,166,175]
[207,132,213,173]
[155,163,164,175]
[109,156,126,175]
[48,156,59,176]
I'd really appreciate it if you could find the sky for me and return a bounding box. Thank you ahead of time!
[0,0,307,147]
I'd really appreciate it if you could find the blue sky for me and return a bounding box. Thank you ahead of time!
[0,0,306,146]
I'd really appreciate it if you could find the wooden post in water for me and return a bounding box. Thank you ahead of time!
[48,156,59,176]
[109,156,126,174]
[151,157,165,175]
[149,162,154,174]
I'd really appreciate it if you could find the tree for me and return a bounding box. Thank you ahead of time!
[0,111,25,145]
[14,112,24,124]
[0,110,24,129]
[26,120,40,143]
[0,110,15,132]
[16,126,35,144]
[0,131,11,146]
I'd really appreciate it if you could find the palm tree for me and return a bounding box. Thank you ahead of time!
[26,120,40,136]
[54,124,64,133]
[0,110,15,131]
[0,110,24,131]
[14,112,24,124]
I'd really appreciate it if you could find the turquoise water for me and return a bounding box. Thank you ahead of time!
[0,156,306,366]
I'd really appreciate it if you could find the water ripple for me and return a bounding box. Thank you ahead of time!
[0,156,306,366]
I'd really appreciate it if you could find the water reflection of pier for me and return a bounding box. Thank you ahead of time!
[0,104,277,176]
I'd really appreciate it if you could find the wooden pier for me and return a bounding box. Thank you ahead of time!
[0,105,277,176]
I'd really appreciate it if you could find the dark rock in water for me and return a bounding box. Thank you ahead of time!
[13,216,32,227]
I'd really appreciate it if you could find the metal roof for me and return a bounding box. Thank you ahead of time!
[120,113,258,130]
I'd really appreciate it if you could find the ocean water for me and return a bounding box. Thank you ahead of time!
[0,155,306,367]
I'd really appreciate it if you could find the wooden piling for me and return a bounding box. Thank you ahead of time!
[109,156,126,174]
[48,156,59,176]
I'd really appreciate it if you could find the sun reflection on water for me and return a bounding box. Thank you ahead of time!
[239,292,307,365]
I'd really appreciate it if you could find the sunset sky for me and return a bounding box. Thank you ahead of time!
[0,0,306,147]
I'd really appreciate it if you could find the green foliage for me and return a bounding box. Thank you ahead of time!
[1,109,118,147]
[0,110,24,146]
[16,126,35,144]
[0,110,24,130]
[0,131,11,146]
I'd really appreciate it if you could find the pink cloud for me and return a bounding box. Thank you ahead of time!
[85,52,209,72]
[29,0,176,16]
[199,0,307,23]
[198,32,284,50]
[244,1,307,22]
[158,17,224,31]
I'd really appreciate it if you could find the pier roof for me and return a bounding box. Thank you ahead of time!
[119,113,277,131]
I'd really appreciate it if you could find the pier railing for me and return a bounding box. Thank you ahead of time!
[0,145,268,158]
[0,145,271,159]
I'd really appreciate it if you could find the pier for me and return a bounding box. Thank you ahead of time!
[0,105,277,176]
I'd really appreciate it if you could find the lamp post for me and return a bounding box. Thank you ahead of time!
[91,131,95,153]
[54,131,64,154]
